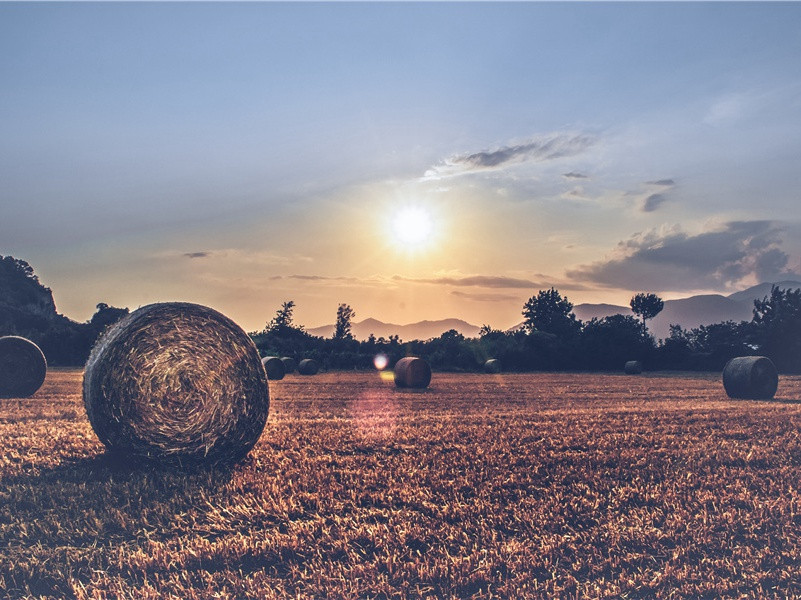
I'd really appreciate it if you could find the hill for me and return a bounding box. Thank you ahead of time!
[571,281,801,340]
[306,317,481,342]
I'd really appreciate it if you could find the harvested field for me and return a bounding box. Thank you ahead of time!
[3,368,801,599]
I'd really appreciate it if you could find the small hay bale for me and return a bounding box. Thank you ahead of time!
[297,358,319,376]
[281,357,296,374]
[261,356,285,381]
[484,358,502,374]
[723,356,779,400]
[83,302,270,464]
[0,336,47,398]
[394,357,431,389]
[624,360,643,375]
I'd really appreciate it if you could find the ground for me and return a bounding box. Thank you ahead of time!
[2,368,801,599]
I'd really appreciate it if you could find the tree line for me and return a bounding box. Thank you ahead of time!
[251,287,801,374]
[4,255,800,372]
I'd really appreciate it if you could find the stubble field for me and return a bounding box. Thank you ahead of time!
[3,369,801,599]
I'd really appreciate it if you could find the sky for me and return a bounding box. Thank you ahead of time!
[2,2,801,332]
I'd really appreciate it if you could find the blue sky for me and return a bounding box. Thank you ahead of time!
[2,2,801,330]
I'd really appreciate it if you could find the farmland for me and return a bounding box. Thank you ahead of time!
[3,369,801,599]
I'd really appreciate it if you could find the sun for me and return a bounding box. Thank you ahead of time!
[392,206,433,247]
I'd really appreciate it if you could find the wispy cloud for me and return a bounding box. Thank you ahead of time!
[567,220,798,292]
[633,178,676,212]
[184,251,211,259]
[641,193,668,212]
[563,172,588,179]
[395,273,593,292]
[394,274,540,289]
[423,133,596,180]
[451,290,519,302]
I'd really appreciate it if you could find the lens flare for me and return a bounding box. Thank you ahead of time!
[373,353,389,370]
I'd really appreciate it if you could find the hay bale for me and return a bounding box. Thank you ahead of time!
[723,356,778,400]
[0,336,47,398]
[281,357,296,374]
[394,357,431,389]
[261,356,285,381]
[297,358,319,376]
[624,360,642,375]
[83,302,270,464]
[484,358,502,374]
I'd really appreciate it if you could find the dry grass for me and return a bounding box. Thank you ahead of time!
[3,368,801,599]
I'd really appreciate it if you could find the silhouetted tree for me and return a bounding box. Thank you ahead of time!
[581,314,655,370]
[89,303,129,334]
[522,288,581,339]
[266,300,299,336]
[333,303,356,340]
[630,292,664,333]
[751,285,801,372]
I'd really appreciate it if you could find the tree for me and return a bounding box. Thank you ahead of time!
[333,303,356,340]
[521,288,581,338]
[751,285,801,372]
[265,300,300,336]
[630,292,664,333]
[581,314,655,370]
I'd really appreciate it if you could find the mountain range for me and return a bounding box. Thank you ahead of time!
[307,281,801,342]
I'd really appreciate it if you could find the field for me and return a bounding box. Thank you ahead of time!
[3,369,801,599]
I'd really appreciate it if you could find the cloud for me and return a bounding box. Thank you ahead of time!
[395,273,593,292]
[563,172,588,179]
[394,274,540,289]
[641,193,668,212]
[184,251,211,259]
[423,133,596,179]
[451,290,519,302]
[646,179,675,187]
[567,220,799,292]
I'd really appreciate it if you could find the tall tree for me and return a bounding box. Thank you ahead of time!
[521,288,580,338]
[333,303,356,340]
[630,292,664,333]
[266,300,297,336]
[752,285,801,372]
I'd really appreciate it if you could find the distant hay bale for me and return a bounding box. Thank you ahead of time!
[83,302,270,464]
[723,356,779,400]
[624,360,643,375]
[484,359,502,374]
[0,336,47,398]
[281,357,296,374]
[261,356,285,381]
[394,357,431,389]
[297,358,319,376]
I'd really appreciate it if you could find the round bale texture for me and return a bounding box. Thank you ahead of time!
[624,360,643,375]
[297,358,319,376]
[394,356,431,389]
[281,357,297,374]
[0,336,47,398]
[261,356,285,381]
[83,302,270,464]
[723,356,779,400]
[484,358,502,374]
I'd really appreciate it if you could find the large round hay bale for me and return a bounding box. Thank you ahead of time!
[281,357,296,374]
[484,358,502,374]
[394,357,431,389]
[0,336,47,398]
[261,356,285,381]
[723,356,778,400]
[297,358,319,376]
[624,360,642,375]
[83,302,270,464]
